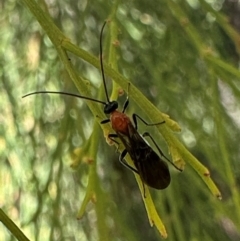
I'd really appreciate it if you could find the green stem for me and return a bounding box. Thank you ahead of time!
[212,74,240,225]
[199,0,240,54]
[167,0,240,78]
[0,208,30,241]
[21,0,66,45]
[21,0,222,230]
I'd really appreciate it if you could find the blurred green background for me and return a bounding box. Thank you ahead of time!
[1,0,240,240]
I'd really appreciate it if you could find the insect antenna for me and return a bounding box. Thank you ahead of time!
[22,22,110,106]
[22,91,106,105]
[99,21,110,104]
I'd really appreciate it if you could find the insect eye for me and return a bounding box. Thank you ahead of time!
[104,101,118,114]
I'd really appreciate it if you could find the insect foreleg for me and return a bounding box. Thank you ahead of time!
[122,83,131,113]
[122,96,129,114]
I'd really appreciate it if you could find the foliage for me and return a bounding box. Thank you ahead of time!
[0,0,240,240]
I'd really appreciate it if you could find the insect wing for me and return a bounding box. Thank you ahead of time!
[118,123,171,190]
[134,146,171,190]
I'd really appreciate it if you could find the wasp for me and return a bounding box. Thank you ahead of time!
[23,21,181,194]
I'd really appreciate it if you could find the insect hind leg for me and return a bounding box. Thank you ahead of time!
[119,149,139,174]
[120,150,147,198]
[142,132,182,172]
[108,134,139,174]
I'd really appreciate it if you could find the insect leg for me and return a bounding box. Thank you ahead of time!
[123,82,164,128]
[136,162,147,198]
[108,134,139,174]
[108,133,119,143]
[122,83,131,113]
[132,114,165,130]
[101,119,110,124]
[142,132,183,171]
[109,132,147,197]
[120,152,148,197]
[108,133,122,153]
[119,149,139,174]
[122,96,129,113]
